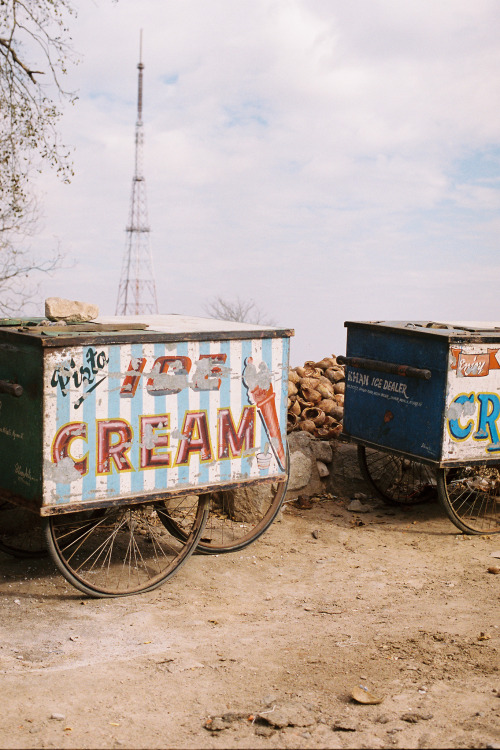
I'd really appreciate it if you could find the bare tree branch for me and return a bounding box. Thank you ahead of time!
[204,296,276,326]
[0,0,79,309]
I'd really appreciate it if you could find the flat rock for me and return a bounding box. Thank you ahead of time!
[347,499,371,513]
[257,703,316,728]
[45,297,99,323]
[287,451,313,491]
[316,460,330,478]
[310,440,334,463]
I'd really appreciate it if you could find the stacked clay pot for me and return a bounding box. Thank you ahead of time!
[287,356,345,439]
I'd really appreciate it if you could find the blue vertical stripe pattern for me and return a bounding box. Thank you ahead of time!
[55,364,71,504]
[175,341,190,487]
[50,336,288,508]
[197,341,210,485]
[81,346,98,501]
[153,341,168,489]
[280,337,290,436]
[130,342,144,494]
[218,340,232,482]
[105,345,120,497]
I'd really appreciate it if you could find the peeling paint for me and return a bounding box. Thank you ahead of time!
[447,398,476,421]
[141,421,167,450]
[45,457,82,484]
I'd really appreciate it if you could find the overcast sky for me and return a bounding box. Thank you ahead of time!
[33,0,500,365]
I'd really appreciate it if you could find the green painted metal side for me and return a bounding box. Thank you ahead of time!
[0,338,43,506]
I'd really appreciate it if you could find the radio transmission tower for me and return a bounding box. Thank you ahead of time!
[116,31,158,315]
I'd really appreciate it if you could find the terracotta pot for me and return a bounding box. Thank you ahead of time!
[300,419,316,434]
[325,367,345,384]
[327,424,343,438]
[299,376,320,391]
[316,427,330,438]
[330,404,344,421]
[317,375,335,390]
[297,397,313,409]
[317,383,334,399]
[314,357,335,370]
[302,407,326,426]
[301,386,322,404]
[318,398,337,415]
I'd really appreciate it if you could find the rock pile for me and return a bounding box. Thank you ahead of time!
[287,356,345,439]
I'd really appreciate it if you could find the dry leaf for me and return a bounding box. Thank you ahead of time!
[351,685,384,704]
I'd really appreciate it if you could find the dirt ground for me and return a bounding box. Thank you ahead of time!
[0,447,499,750]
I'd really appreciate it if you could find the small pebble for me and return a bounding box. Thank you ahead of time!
[50,713,65,721]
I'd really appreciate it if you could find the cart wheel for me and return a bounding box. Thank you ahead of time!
[437,466,500,535]
[0,501,46,558]
[43,497,210,598]
[357,446,437,505]
[158,450,289,554]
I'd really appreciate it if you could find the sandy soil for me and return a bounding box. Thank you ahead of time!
[0,449,499,750]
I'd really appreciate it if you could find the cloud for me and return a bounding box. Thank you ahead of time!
[32,0,500,363]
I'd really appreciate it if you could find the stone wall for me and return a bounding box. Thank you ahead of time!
[285,432,367,502]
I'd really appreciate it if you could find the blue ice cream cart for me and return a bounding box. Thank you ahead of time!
[339,320,500,535]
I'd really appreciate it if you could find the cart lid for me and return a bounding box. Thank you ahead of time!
[0,314,294,347]
[344,320,500,342]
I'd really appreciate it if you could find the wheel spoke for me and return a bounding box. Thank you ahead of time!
[438,466,500,534]
[359,446,437,506]
[44,499,209,597]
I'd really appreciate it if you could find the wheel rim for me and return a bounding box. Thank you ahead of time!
[439,466,500,534]
[45,499,208,597]
[0,502,46,558]
[158,476,288,554]
[358,446,437,505]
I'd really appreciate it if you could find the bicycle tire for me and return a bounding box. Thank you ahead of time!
[43,497,210,598]
[158,448,289,554]
[437,465,500,535]
[358,445,437,506]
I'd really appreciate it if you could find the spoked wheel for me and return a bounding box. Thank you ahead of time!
[44,498,210,598]
[358,446,437,506]
[158,460,289,554]
[0,501,46,558]
[437,465,500,534]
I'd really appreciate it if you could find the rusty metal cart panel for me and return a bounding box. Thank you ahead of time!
[340,321,500,535]
[0,315,293,595]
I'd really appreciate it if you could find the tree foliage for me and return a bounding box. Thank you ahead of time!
[204,296,276,326]
[0,0,77,313]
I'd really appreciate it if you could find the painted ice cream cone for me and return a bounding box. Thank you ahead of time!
[243,357,286,470]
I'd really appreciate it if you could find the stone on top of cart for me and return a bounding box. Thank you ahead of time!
[45,297,99,324]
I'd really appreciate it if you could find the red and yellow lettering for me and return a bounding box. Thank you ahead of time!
[97,419,134,474]
[217,406,255,459]
[120,357,147,397]
[139,415,171,469]
[51,422,88,476]
[146,356,192,396]
[174,411,212,465]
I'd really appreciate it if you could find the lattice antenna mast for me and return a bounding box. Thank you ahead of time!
[116,31,158,315]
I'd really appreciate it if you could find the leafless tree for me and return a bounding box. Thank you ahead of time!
[204,296,276,326]
[0,0,78,313]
